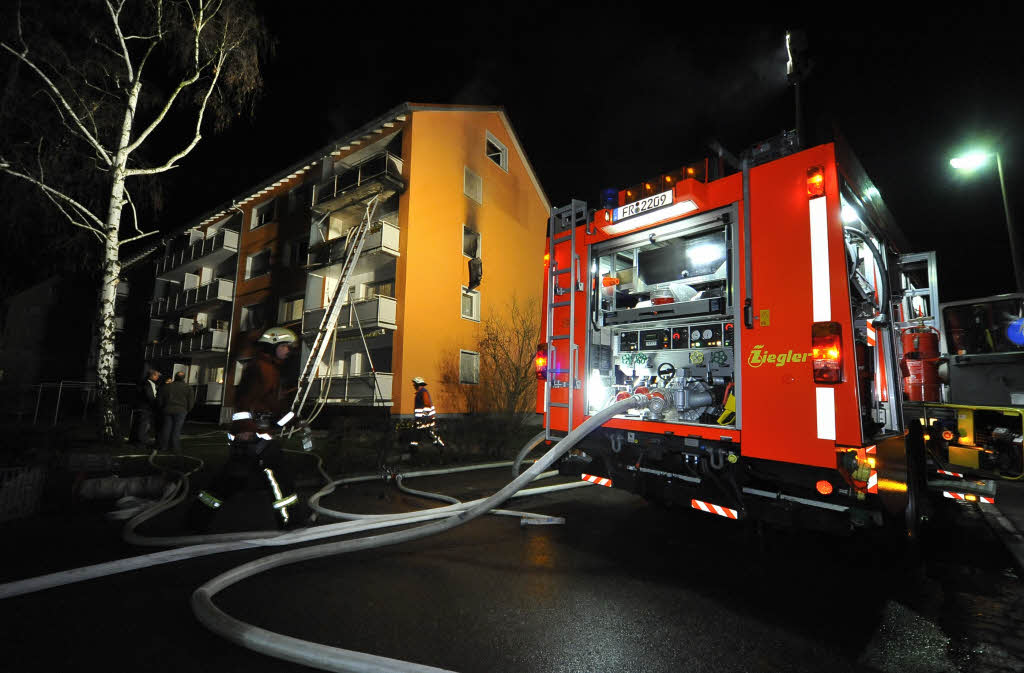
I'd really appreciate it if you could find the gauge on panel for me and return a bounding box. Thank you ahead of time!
[702,329,713,340]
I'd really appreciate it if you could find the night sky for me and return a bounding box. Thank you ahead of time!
[10,6,1024,302]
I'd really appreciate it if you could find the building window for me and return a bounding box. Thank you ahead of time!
[245,249,271,279]
[464,166,482,204]
[363,279,395,300]
[240,303,266,331]
[278,296,304,323]
[252,200,275,229]
[485,131,508,171]
[462,226,481,258]
[284,238,308,268]
[460,286,480,321]
[288,184,312,214]
[459,349,480,384]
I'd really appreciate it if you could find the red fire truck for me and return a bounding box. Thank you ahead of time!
[536,132,1021,536]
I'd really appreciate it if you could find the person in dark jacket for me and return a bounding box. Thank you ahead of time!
[158,371,194,453]
[189,327,300,530]
[132,369,161,448]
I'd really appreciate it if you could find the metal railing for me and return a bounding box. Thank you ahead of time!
[150,278,234,317]
[0,381,135,427]
[155,228,239,276]
[307,372,393,405]
[309,219,400,268]
[145,328,229,359]
[315,152,404,206]
[301,296,397,334]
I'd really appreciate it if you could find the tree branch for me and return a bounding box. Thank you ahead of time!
[125,45,225,176]
[0,160,108,234]
[105,0,135,83]
[0,43,113,165]
[120,229,159,246]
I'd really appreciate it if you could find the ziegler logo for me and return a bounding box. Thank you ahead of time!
[747,345,813,368]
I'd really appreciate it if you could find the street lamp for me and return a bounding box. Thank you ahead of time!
[950,149,1022,292]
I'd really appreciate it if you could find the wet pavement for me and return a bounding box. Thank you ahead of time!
[1,463,1022,672]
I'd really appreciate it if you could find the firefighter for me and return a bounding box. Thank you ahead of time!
[410,376,445,456]
[188,327,301,531]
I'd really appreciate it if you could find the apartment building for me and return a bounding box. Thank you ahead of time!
[144,103,549,423]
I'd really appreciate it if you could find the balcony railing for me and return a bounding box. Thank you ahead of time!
[151,278,234,318]
[301,296,397,335]
[306,373,392,405]
[145,328,229,359]
[156,229,239,279]
[308,220,400,269]
[315,152,404,209]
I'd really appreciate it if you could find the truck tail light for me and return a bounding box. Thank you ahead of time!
[812,321,843,384]
[807,165,825,198]
[535,343,548,380]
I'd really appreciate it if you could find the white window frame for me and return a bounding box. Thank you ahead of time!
[463,166,482,204]
[251,201,274,230]
[245,248,271,280]
[485,131,508,172]
[460,286,480,322]
[462,225,481,258]
[459,349,480,384]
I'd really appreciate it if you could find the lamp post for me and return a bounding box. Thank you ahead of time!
[950,150,1022,292]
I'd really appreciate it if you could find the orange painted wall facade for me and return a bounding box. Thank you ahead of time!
[393,110,549,415]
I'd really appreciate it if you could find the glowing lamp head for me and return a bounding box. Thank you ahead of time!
[815,480,834,496]
[950,151,991,172]
[807,166,825,198]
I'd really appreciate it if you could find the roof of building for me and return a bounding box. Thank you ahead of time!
[166,102,550,238]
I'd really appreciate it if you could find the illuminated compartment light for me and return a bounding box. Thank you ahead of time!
[815,480,833,495]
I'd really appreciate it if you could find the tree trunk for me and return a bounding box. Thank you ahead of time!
[96,227,122,441]
[96,79,139,441]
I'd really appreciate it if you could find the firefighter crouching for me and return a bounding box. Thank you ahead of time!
[410,376,445,456]
[188,327,302,531]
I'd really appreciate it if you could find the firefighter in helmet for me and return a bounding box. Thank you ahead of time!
[410,376,445,455]
[189,326,302,530]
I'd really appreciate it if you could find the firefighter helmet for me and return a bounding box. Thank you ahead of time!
[411,376,426,386]
[258,326,298,346]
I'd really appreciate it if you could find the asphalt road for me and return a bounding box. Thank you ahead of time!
[2,463,1022,673]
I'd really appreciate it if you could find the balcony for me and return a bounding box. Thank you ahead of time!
[194,382,224,405]
[314,152,405,213]
[151,278,234,318]
[307,220,400,272]
[156,229,239,281]
[145,328,229,359]
[302,296,397,335]
[306,373,392,406]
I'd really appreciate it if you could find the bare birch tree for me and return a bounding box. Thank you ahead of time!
[0,0,270,440]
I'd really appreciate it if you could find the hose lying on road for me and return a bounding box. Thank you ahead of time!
[191,394,648,673]
[0,432,595,598]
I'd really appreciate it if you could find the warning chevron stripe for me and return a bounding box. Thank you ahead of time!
[943,491,995,504]
[581,474,612,487]
[936,469,964,478]
[867,470,878,494]
[690,499,739,520]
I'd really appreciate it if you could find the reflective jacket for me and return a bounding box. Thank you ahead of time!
[231,351,286,434]
[414,386,436,428]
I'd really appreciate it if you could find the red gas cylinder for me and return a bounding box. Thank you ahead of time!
[901,326,940,358]
[903,358,941,401]
[900,326,942,402]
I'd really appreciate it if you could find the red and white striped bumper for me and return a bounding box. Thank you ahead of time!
[581,473,612,487]
[690,499,739,520]
[943,491,994,504]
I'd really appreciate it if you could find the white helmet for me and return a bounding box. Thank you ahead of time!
[411,376,426,385]
[258,326,298,345]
